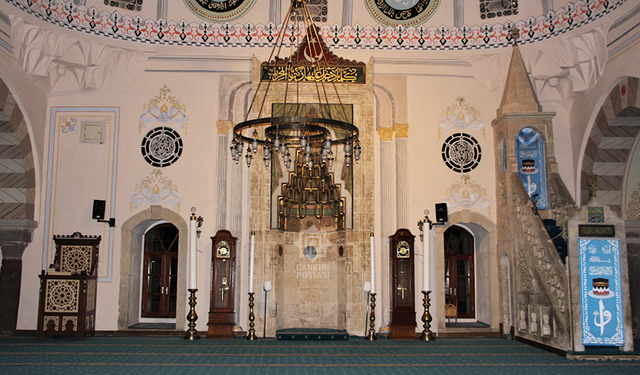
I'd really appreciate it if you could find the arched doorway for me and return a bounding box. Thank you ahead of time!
[141,223,179,319]
[444,225,475,319]
[118,206,188,331]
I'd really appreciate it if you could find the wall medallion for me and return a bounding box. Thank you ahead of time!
[141,126,183,167]
[364,0,441,26]
[441,133,481,173]
[183,0,256,21]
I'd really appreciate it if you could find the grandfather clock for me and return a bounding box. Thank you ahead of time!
[389,229,417,339]
[207,230,237,338]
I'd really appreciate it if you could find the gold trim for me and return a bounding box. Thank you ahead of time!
[377,127,394,141]
[217,241,230,258]
[393,124,409,138]
[396,241,410,258]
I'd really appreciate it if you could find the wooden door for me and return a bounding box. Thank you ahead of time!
[141,223,179,318]
[444,226,475,319]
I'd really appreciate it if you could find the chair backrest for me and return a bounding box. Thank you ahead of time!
[53,232,101,276]
[445,304,457,317]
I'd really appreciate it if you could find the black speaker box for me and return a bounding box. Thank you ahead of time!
[435,203,448,223]
[92,200,106,220]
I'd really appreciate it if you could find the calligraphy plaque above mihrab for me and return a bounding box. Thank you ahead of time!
[183,0,256,21]
[261,27,366,83]
[365,0,441,27]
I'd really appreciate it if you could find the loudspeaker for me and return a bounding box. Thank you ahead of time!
[435,203,448,223]
[92,200,106,220]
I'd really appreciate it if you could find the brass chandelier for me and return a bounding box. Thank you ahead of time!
[230,0,361,170]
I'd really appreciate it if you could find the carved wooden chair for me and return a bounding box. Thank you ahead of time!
[445,304,458,326]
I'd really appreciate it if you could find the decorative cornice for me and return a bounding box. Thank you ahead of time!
[491,112,557,127]
[6,0,625,50]
[377,127,394,141]
[393,124,409,138]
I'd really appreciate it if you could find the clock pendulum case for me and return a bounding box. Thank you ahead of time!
[389,229,417,339]
[207,230,237,338]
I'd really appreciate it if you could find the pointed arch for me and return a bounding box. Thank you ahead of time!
[434,210,499,329]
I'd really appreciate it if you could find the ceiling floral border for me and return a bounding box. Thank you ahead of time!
[7,0,625,50]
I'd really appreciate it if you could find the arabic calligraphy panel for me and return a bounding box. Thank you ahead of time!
[515,127,547,210]
[184,0,256,21]
[364,0,441,26]
[579,238,624,346]
[262,66,365,84]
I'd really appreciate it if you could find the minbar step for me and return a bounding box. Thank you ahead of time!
[276,328,348,341]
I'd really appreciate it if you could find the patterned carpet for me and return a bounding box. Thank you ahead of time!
[1,335,639,374]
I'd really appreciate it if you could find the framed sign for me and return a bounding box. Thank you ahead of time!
[579,238,624,346]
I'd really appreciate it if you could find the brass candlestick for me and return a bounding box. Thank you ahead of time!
[247,292,256,340]
[419,290,435,341]
[365,293,377,340]
[184,289,200,340]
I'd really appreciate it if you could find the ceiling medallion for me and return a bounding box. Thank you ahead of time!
[365,0,441,27]
[183,0,256,21]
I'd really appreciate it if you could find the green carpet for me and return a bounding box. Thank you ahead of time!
[1,335,639,374]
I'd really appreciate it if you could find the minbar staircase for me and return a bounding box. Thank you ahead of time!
[542,219,568,263]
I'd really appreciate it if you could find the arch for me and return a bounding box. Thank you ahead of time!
[579,77,640,216]
[0,79,36,221]
[227,80,251,123]
[118,205,189,331]
[434,210,498,330]
[373,83,396,129]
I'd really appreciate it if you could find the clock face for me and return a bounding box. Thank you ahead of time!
[183,0,256,22]
[365,0,441,26]
[217,241,230,258]
[397,241,410,258]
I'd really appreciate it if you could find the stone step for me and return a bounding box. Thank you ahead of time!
[276,328,349,341]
